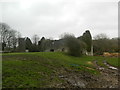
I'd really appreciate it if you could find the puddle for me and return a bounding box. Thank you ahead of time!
[103,61,118,70]
[108,66,118,70]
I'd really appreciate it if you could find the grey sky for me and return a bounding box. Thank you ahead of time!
[0,0,118,39]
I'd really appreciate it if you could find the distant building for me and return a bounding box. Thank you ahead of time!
[45,39,66,52]
[17,37,93,56]
[18,38,26,52]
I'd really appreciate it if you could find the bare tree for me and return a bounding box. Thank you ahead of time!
[93,33,109,40]
[0,22,21,51]
[0,23,10,43]
[8,30,19,50]
[93,33,110,55]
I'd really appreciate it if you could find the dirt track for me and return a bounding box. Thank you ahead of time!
[53,60,119,88]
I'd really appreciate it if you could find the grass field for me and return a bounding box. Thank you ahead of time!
[2,52,119,88]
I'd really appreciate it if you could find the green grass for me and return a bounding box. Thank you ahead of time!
[93,56,119,67]
[2,52,119,88]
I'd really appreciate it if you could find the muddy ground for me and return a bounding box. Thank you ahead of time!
[51,60,119,88]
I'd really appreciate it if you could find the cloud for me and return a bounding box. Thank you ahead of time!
[0,0,118,39]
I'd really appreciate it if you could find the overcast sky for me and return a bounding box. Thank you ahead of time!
[0,0,118,39]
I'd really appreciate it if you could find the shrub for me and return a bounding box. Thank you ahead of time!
[63,34,82,57]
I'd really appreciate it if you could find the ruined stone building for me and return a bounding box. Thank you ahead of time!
[18,38,26,52]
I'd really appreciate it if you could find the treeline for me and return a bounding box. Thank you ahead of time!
[93,34,119,55]
[0,23,119,56]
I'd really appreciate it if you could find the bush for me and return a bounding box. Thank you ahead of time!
[63,34,82,57]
